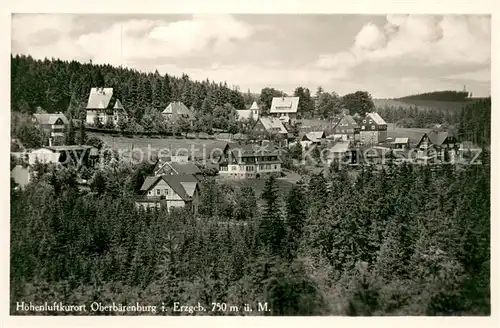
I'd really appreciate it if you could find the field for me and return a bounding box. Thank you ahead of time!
[90,133,228,161]
[373,98,474,111]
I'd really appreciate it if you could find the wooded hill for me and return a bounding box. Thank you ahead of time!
[11,54,247,121]
[398,90,472,102]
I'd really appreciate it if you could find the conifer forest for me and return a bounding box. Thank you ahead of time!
[10,56,491,316]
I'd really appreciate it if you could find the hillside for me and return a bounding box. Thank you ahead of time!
[398,90,470,102]
[11,54,247,118]
[373,98,475,112]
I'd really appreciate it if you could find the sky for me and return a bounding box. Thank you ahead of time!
[11,14,491,98]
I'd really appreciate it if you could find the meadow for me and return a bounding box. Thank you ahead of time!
[90,133,228,162]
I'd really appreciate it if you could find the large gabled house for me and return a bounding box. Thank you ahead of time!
[416,131,457,162]
[135,174,201,214]
[218,142,282,179]
[252,117,288,140]
[162,101,196,126]
[329,114,360,141]
[297,131,326,149]
[416,131,456,150]
[359,112,388,144]
[85,87,127,126]
[270,96,300,124]
[32,113,69,140]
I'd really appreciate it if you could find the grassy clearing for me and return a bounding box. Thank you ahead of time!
[90,133,228,160]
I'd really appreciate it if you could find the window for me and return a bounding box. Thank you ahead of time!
[164,189,169,195]
[371,125,375,130]
[363,120,366,123]
[156,189,161,196]
[274,165,277,170]
[361,126,365,130]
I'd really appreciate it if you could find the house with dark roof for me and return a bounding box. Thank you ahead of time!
[415,131,457,163]
[416,131,456,150]
[295,131,326,149]
[32,113,69,140]
[153,159,203,180]
[218,142,282,179]
[162,101,196,125]
[270,96,300,123]
[135,174,201,214]
[252,117,288,140]
[85,87,127,126]
[329,114,360,141]
[359,112,388,144]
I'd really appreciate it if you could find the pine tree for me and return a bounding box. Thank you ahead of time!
[259,176,286,255]
[235,186,257,221]
[65,118,75,145]
[152,76,164,110]
[162,74,172,106]
[78,119,87,145]
[285,179,308,257]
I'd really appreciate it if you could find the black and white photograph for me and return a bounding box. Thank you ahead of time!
[5,0,495,323]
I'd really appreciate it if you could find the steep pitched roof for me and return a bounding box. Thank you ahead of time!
[180,182,197,197]
[270,97,299,113]
[154,160,202,176]
[250,101,259,110]
[366,112,387,125]
[86,87,113,109]
[428,131,451,146]
[330,114,359,131]
[139,174,199,201]
[162,101,195,119]
[33,113,70,125]
[304,131,325,142]
[258,117,288,134]
[329,142,350,154]
[113,99,124,110]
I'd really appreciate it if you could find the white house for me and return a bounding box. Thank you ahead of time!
[218,143,282,179]
[135,174,201,214]
[270,96,300,123]
[86,87,127,126]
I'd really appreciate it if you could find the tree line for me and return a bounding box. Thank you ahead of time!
[11,55,246,133]
[398,90,471,102]
[10,150,490,315]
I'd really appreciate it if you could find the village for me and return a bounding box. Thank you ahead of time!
[8,12,491,317]
[11,86,482,215]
